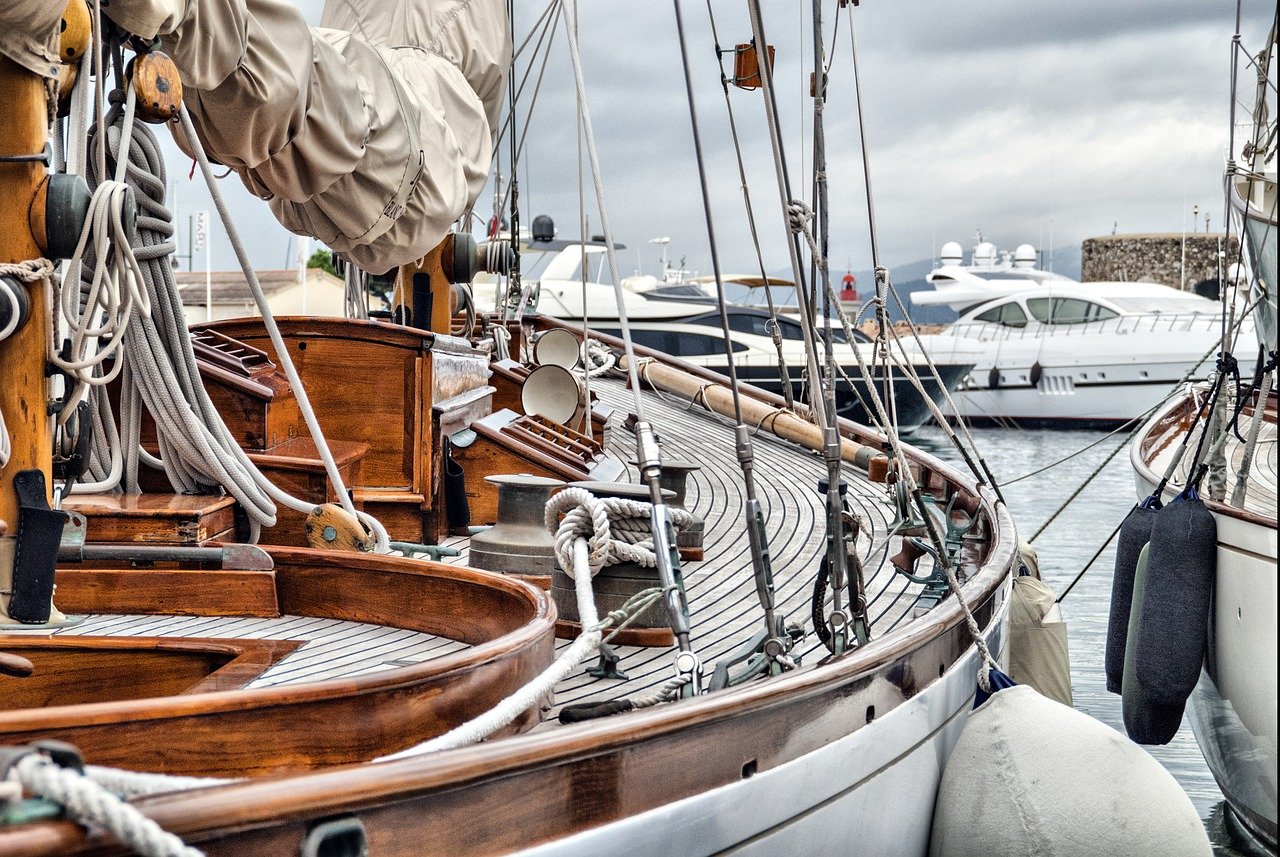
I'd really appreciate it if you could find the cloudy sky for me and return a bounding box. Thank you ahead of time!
[165,1,1271,280]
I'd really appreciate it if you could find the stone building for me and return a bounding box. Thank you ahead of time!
[1081,233,1238,296]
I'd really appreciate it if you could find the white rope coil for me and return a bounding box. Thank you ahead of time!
[546,486,695,575]
[10,755,202,857]
[579,339,616,378]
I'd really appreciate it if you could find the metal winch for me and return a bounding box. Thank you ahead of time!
[550,481,680,644]
[468,474,564,585]
[633,459,704,560]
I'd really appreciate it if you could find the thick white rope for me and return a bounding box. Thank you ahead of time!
[546,486,695,573]
[178,104,386,550]
[11,755,202,857]
[578,338,616,378]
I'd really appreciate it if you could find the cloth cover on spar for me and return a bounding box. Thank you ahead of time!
[0,0,63,78]
[100,0,511,273]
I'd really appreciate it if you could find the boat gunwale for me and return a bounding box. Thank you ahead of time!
[1132,385,1278,531]
[0,547,556,731]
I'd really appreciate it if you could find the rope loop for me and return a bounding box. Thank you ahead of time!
[11,755,203,857]
[546,486,695,576]
[0,258,54,284]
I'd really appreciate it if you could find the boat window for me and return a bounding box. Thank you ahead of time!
[1028,298,1120,325]
[973,301,1029,328]
[611,328,746,356]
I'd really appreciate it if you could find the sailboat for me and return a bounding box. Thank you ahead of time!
[1126,12,1278,851]
[0,1,1022,855]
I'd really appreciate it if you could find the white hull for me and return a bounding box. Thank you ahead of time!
[1134,404,1279,847]
[520,598,1010,857]
[949,358,1209,425]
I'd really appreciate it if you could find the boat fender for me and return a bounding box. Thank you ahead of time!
[1104,497,1160,694]
[929,685,1211,857]
[558,699,634,724]
[1125,487,1216,741]
[1121,545,1185,744]
[1029,361,1043,388]
[1008,575,1072,706]
[987,366,1001,389]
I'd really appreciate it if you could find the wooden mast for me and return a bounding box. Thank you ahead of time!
[0,55,54,587]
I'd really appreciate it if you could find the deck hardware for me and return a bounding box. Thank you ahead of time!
[56,543,274,570]
[587,643,628,680]
[0,741,85,826]
[41,172,96,261]
[301,816,368,857]
[0,276,30,338]
[5,471,67,624]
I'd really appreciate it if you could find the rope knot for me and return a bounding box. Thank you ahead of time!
[785,199,815,233]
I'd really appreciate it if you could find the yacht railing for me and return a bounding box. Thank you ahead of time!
[946,313,1225,343]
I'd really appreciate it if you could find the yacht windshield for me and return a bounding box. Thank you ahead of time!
[973,301,1029,328]
[1026,297,1118,324]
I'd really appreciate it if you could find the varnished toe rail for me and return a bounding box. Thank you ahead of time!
[0,547,555,778]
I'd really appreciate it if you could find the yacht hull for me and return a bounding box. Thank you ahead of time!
[949,358,1215,427]
[519,610,1007,857]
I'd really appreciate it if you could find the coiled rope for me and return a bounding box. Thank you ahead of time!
[10,754,202,857]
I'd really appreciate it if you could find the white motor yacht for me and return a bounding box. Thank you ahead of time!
[912,241,1246,427]
[476,238,981,433]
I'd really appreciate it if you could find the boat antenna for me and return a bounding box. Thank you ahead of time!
[559,0,701,694]
[671,0,789,672]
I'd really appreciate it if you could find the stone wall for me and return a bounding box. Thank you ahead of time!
[1081,233,1238,291]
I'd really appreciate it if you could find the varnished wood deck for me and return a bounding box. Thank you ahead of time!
[446,374,925,708]
[17,376,924,707]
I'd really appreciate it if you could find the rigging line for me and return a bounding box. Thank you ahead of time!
[178,106,384,543]
[1054,516,1125,605]
[880,278,1005,500]
[702,0,797,409]
[745,0,854,646]
[493,0,559,152]
[673,0,780,649]
[505,0,523,320]
[574,3,593,442]
[1027,426,1133,544]
[743,1,834,441]
[559,0,698,668]
[496,10,560,228]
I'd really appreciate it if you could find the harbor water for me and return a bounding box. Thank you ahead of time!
[911,424,1267,856]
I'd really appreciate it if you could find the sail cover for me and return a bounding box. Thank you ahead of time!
[0,0,62,78]
[101,0,510,273]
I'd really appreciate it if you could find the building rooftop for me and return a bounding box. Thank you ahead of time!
[175,269,338,306]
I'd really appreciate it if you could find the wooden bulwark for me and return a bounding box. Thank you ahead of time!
[0,548,556,777]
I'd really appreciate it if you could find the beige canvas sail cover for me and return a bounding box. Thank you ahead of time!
[101,0,510,273]
[0,0,63,78]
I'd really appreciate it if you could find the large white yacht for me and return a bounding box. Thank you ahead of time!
[912,240,1240,427]
[475,237,980,433]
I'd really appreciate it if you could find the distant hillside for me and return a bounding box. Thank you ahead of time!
[764,245,1082,324]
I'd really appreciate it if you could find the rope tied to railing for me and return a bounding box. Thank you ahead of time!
[9,754,203,857]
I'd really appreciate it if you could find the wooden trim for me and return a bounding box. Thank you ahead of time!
[0,548,556,777]
[1133,387,1278,529]
[52,568,281,617]
[0,500,1014,855]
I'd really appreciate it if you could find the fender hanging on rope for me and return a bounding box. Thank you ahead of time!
[1122,484,1217,745]
[1104,494,1161,694]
